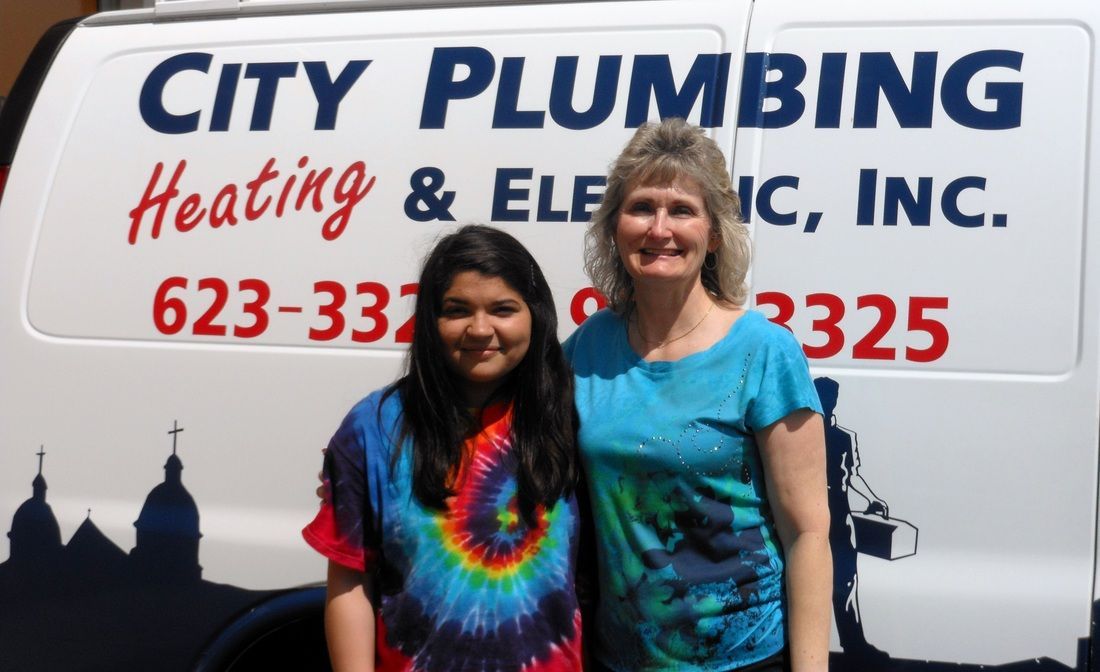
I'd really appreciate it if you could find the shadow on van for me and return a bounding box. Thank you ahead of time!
[0,437,310,671]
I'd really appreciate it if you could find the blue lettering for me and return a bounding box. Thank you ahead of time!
[492,168,532,222]
[755,176,799,225]
[857,172,993,226]
[941,50,1023,130]
[536,176,568,222]
[884,176,932,226]
[421,47,496,129]
[814,53,846,128]
[942,176,986,227]
[139,52,212,134]
[856,169,877,225]
[244,62,299,131]
[737,52,806,129]
[304,60,371,130]
[549,55,621,130]
[142,54,368,134]
[403,47,1022,131]
[571,175,606,222]
[493,57,546,129]
[736,176,754,222]
[737,49,1025,130]
[854,52,937,128]
[209,63,241,132]
[626,53,731,127]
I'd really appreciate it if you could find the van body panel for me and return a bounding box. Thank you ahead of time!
[0,1,756,668]
[737,1,1100,668]
[1,0,1098,669]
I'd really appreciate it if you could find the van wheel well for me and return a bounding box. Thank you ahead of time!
[193,587,331,672]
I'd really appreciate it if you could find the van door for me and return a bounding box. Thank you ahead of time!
[738,0,1100,669]
[0,0,753,667]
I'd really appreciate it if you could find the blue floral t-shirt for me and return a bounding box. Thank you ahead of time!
[564,309,822,671]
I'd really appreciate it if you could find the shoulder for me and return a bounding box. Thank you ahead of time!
[564,308,623,353]
[333,385,403,447]
[737,311,823,423]
[736,310,804,355]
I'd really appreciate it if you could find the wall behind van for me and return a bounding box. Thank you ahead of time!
[0,0,94,99]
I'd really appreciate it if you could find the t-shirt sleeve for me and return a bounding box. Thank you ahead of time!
[302,399,382,573]
[562,308,613,370]
[745,323,823,432]
[562,330,577,361]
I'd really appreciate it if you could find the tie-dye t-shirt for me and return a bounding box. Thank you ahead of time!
[303,389,583,672]
[564,309,821,671]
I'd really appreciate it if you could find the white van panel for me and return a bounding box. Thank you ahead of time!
[3,0,1099,668]
[739,0,1100,667]
[0,0,751,589]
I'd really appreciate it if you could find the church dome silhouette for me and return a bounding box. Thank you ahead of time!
[134,454,201,538]
[7,466,63,565]
[131,437,203,583]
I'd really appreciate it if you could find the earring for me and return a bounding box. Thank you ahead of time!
[704,253,718,271]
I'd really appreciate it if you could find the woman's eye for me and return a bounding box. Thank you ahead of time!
[672,205,695,216]
[627,202,652,214]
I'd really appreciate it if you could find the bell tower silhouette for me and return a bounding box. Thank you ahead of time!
[6,447,63,571]
[130,422,202,583]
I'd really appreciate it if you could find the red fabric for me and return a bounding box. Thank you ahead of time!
[302,500,374,572]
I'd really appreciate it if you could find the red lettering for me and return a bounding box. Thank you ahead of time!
[297,167,332,213]
[175,193,205,232]
[276,156,308,216]
[128,155,373,244]
[128,160,185,244]
[210,185,239,228]
[245,158,280,220]
[323,161,376,241]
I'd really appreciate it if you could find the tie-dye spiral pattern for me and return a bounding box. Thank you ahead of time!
[304,391,582,672]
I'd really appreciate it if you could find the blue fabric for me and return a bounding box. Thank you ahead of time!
[303,389,583,671]
[565,309,822,671]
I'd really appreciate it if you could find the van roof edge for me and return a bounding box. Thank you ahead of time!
[82,0,624,26]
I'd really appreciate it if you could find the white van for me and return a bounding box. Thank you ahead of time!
[0,0,1097,669]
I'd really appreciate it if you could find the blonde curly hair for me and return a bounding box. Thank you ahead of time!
[585,118,749,312]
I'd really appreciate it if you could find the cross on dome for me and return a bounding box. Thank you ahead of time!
[168,421,184,456]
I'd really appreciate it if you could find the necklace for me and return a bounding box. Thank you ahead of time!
[634,301,716,348]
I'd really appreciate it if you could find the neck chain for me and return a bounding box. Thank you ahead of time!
[634,301,716,348]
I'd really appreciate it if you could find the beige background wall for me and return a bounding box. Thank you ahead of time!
[1,0,96,98]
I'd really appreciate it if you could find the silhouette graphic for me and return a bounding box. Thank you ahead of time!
[131,420,202,583]
[0,423,279,672]
[813,378,1097,672]
[5,447,63,576]
[815,377,897,666]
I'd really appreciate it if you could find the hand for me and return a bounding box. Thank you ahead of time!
[864,499,889,518]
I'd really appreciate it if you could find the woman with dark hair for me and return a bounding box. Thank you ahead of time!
[304,225,582,671]
[568,118,830,672]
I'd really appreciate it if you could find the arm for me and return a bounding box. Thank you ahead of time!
[845,432,888,517]
[325,560,377,672]
[757,409,832,672]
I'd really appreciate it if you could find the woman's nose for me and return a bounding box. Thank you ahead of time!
[649,209,672,236]
[466,313,493,337]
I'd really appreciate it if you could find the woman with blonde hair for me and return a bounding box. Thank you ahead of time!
[566,117,831,672]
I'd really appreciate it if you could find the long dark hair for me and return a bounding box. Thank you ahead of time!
[385,225,577,523]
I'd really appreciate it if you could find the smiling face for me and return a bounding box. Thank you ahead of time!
[437,271,533,407]
[615,176,718,291]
